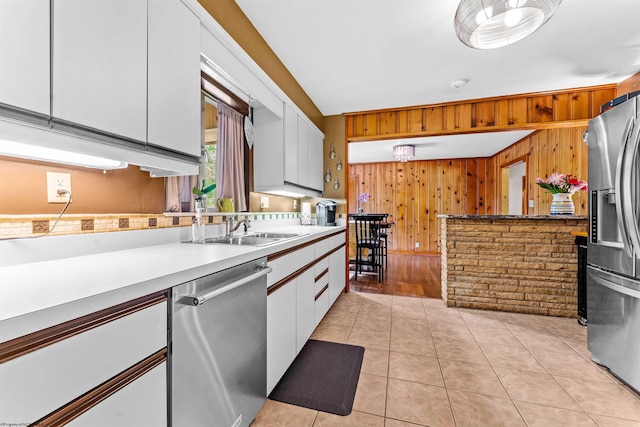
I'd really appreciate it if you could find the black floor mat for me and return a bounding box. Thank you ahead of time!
[268,339,365,416]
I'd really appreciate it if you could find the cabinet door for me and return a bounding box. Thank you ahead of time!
[0,0,50,115]
[329,246,347,306]
[65,362,167,427]
[297,115,309,188]
[52,0,147,141]
[267,280,297,394]
[307,128,324,192]
[296,269,315,353]
[283,104,298,183]
[0,301,166,425]
[148,0,201,157]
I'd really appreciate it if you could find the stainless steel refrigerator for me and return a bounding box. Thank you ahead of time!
[586,94,640,393]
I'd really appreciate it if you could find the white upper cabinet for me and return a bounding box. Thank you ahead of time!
[52,0,148,142]
[148,0,201,157]
[296,115,309,188]
[0,0,50,115]
[307,127,324,191]
[283,104,298,183]
[254,102,324,196]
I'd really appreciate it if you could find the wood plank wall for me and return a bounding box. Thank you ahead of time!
[348,157,495,254]
[345,86,614,254]
[345,85,616,140]
[492,127,589,217]
[348,127,589,253]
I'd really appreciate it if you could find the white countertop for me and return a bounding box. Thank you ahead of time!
[0,225,345,342]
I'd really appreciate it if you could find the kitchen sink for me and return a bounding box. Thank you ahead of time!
[202,232,305,246]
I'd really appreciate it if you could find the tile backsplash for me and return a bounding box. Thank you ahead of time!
[0,212,302,239]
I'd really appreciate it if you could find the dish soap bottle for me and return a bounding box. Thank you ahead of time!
[192,203,206,243]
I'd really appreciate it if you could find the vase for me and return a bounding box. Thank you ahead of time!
[550,193,575,215]
[359,207,365,214]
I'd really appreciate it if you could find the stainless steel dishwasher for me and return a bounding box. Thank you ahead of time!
[169,257,271,427]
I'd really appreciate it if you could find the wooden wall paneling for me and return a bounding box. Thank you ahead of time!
[397,110,408,134]
[379,112,397,135]
[486,156,497,214]
[425,107,443,131]
[467,159,478,215]
[455,104,473,129]
[508,98,529,125]
[417,162,428,252]
[408,109,424,133]
[364,114,378,137]
[529,95,554,123]
[571,128,587,213]
[590,88,617,117]
[553,94,570,122]
[473,101,495,127]
[453,159,463,214]
[444,105,456,130]
[396,162,408,251]
[345,86,616,141]
[495,99,509,126]
[570,91,590,120]
[384,164,396,250]
[429,161,439,252]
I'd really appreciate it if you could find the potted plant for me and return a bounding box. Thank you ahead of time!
[536,173,587,215]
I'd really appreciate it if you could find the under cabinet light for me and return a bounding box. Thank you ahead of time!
[0,140,128,170]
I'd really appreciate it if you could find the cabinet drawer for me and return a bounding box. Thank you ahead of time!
[328,233,345,251]
[314,289,329,327]
[66,361,167,427]
[0,301,167,425]
[314,257,329,278]
[267,245,314,287]
[314,239,329,258]
[315,269,329,295]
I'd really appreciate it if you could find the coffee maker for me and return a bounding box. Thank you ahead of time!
[316,200,337,226]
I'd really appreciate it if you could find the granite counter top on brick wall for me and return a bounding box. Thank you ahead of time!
[437,214,588,220]
[439,215,588,317]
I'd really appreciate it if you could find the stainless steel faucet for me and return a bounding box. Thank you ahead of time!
[226,216,251,236]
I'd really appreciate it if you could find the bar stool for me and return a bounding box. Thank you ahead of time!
[352,214,386,282]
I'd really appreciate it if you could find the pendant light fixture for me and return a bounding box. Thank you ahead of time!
[393,145,415,163]
[454,0,562,50]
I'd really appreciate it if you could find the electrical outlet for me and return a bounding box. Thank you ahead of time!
[260,196,270,208]
[47,172,71,203]
[415,242,420,248]
[529,199,534,208]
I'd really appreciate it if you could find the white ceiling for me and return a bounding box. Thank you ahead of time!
[348,130,534,163]
[234,0,640,161]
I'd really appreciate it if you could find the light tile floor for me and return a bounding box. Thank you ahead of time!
[252,292,640,427]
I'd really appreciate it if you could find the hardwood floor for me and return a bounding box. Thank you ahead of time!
[349,252,441,298]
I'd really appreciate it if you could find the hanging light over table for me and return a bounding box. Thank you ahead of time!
[454,0,562,50]
[393,145,415,163]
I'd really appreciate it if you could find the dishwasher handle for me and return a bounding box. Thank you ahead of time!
[183,266,272,306]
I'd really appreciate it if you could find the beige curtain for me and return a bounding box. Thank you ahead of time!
[216,103,247,211]
[164,176,198,212]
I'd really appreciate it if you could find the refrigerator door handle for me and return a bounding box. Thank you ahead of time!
[590,268,640,299]
[615,116,637,258]
[620,114,640,260]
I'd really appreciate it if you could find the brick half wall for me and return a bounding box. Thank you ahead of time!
[440,215,588,317]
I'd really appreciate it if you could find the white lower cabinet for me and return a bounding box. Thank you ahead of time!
[266,231,347,393]
[314,270,330,327]
[66,362,167,427]
[267,280,297,394]
[0,298,167,426]
[296,269,315,353]
[329,246,347,306]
